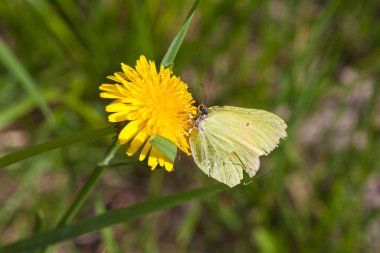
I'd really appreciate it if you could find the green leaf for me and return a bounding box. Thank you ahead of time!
[0,126,114,169]
[0,184,226,253]
[0,39,54,125]
[94,194,120,253]
[160,0,199,68]
[149,135,178,163]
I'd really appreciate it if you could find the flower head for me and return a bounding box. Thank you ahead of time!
[99,55,196,171]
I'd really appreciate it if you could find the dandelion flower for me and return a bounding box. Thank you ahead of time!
[99,55,196,171]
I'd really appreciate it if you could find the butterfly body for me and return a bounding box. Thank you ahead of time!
[189,105,287,187]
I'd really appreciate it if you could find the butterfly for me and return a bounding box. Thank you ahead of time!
[189,104,287,187]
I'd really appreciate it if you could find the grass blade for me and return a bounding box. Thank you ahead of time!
[160,0,199,68]
[0,39,54,124]
[57,140,119,227]
[25,0,87,62]
[0,126,114,169]
[94,194,120,253]
[0,184,226,253]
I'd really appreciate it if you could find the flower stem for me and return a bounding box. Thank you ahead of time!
[38,140,119,253]
[57,139,119,226]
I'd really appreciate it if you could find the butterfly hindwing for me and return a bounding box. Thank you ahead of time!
[190,106,287,187]
[190,127,245,187]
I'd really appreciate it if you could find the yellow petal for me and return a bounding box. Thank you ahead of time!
[118,120,145,144]
[100,92,124,99]
[99,84,118,92]
[106,103,135,113]
[138,55,149,69]
[136,56,151,78]
[148,147,159,170]
[120,97,141,104]
[108,112,129,122]
[126,130,149,156]
[149,59,157,76]
[114,72,134,90]
[164,158,174,172]
[114,84,129,96]
[107,73,125,83]
[139,141,151,161]
[122,63,141,85]
[158,151,164,167]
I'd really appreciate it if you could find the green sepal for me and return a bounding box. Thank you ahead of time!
[149,135,178,163]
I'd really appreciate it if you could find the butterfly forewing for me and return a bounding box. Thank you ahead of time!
[206,106,287,156]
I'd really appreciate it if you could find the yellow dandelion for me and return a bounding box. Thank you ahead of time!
[99,55,196,171]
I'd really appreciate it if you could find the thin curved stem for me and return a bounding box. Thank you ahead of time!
[58,139,119,226]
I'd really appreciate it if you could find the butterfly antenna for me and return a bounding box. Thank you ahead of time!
[206,75,213,105]
[200,82,208,105]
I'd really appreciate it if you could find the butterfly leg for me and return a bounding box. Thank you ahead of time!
[230,151,248,171]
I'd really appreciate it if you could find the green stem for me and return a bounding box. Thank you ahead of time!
[39,139,119,253]
[58,139,119,226]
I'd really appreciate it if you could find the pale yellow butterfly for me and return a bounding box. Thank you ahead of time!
[189,104,287,187]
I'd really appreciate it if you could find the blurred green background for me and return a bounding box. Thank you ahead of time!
[0,0,379,252]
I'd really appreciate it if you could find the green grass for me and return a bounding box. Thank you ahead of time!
[0,0,379,252]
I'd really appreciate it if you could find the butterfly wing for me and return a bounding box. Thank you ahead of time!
[190,128,246,187]
[190,106,287,187]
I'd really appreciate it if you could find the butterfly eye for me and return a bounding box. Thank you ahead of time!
[198,104,208,115]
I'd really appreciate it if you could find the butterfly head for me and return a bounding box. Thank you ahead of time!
[193,104,208,130]
[198,104,208,116]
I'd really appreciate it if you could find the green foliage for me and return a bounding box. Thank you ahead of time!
[0,127,114,168]
[0,184,225,253]
[161,0,199,68]
[0,0,379,252]
[149,135,178,163]
[0,39,54,124]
